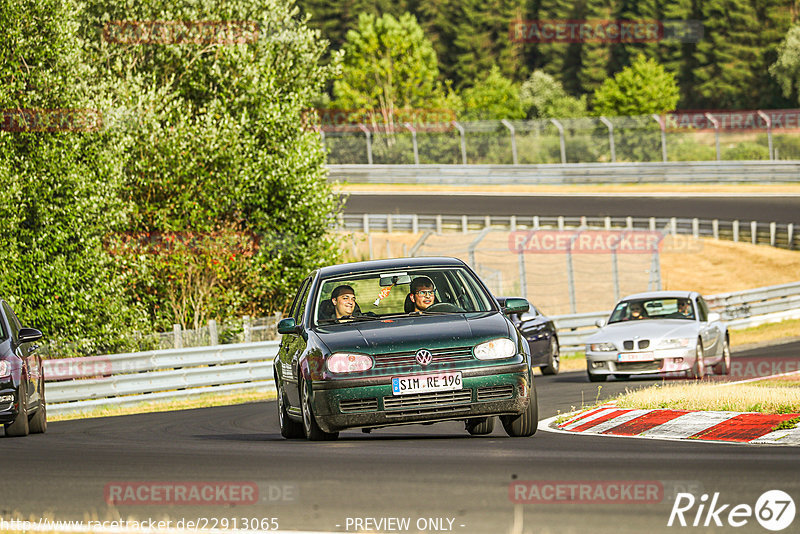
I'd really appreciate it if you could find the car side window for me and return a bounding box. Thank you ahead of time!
[2,302,19,340]
[696,297,709,322]
[288,278,310,320]
[293,279,313,325]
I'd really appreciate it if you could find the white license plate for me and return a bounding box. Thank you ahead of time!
[391,372,463,395]
[618,352,654,362]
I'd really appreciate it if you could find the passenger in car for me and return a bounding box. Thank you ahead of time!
[330,285,357,320]
[677,299,694,318]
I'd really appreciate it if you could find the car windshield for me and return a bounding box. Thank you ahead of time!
[313,266,494,325]
[607,297,695,324]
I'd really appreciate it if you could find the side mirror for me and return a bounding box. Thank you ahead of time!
[503,298,529,316]
[594,319,606,328]
[18,327,43,343]
[277,317,299,335]
[707,312,721,323]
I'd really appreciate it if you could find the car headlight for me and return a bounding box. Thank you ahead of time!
[0,361,9,377]
[589,342,617,352]
[659,338,692,349]
[474,338,516,360]
[326,353,373,373]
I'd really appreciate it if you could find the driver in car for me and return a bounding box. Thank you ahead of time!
[331,285,357,320]
[409,276,436,312]
[626,302,646,320]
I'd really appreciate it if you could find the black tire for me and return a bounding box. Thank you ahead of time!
[29,378,46,434]
[540,337,560,375]
[501,386,538,437]
[6,385,30,437]
[465,417,495,435]
[276,374,303,439]
[300,377,338,441]
[713,338,731,375]
[689,341,705,379]
[588,371,606,382]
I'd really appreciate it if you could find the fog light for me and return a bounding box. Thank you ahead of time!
[591,361,606,369]
[0,394,12,403]
[673,357,684,363]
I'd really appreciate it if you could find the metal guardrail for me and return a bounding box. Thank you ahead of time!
[44,341,278,415]
[339,214,798,249]
[43,282,799,412]
[551,281,800,353]
[328,162,800,185]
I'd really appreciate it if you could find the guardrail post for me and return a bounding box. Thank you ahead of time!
[626,216,633,230]
[599,116,615,163]
[788,223,794,250]
[386,214,393,233]
[533,216,540,229]
[209,319,219,345]
[558,216,564,230]
[692,218,699,238]
[733,220,739,242]
[462,215,468,233]
[468,227,492,268]
[751,221,758,245]
[243,315,252,343]
[604,216,611,230]
[358,123,373,165]
[436,214,443,234]
[757,111,773,160]
[484,215,491,228]
[670,217,677,236]
[770,222,776,246]
[712,219,719,239]
[510,215,517,232]
[173,324,182,349]
[501,119,518,165]
[704,113,721,161]
[651,114,668,162]
[649,217,656,231]
[452,121,467,164]
[412,214,419,234]
[404,122,419,165]
[550,119,566,164]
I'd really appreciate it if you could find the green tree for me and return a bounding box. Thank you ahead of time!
[460,66,525,120]
[332,12,453,131]
[770,25,800,104]
[520,70,587,118]
[592,54,679,115]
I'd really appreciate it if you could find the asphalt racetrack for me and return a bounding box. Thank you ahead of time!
[342,192,800,224]
[3,342,799,534]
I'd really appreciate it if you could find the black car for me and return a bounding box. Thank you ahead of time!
[498,297,560,375]
[0,300,46,437]
[274,257,538,440]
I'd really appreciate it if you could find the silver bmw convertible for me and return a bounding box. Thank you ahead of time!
[585,291,730,382]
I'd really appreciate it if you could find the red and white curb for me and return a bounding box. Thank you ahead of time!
[540,404,800,445]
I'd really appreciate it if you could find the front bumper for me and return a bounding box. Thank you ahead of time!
[0,387,20,424]
[586,347,695,377]
[309,363,531,433]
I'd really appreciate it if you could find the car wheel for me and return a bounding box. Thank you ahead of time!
[540,337,560,375]
[300,376,338,441]
[29,378,47,434]
[465,417,495,435]
[713,338,731,375]
[587,371,606,382]
[690,341,705,379]
[276,374,303,439]
[6,385,30,437]
[501,386,538,437]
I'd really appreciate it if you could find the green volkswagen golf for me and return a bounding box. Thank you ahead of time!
[274,256,538,440]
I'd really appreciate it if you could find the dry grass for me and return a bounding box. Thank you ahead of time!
[613,378,800,414]
[50,389,275,422]
[729,318,800,347]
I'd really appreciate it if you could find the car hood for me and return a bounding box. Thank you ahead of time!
[314,312,511,355]
[585,320,699,346]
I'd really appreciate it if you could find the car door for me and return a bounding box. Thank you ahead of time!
[518,308,549,364]
[695,297,720,358]
[279,277,312,408]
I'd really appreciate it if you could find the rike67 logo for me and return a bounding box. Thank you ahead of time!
[668,490,795,531]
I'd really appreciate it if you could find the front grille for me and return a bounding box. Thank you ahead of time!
[373,347,474,369]
[623,340,634,350]
[477,385,514,401]
[384,405,472,418]
[616,361,660,372]
[383,389,472,411]
[340,398,378,413]
[638,340,650,349]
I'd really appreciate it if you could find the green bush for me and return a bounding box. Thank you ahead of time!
[722,142,770,161]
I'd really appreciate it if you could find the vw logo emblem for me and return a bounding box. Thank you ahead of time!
[415,349,433,366]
